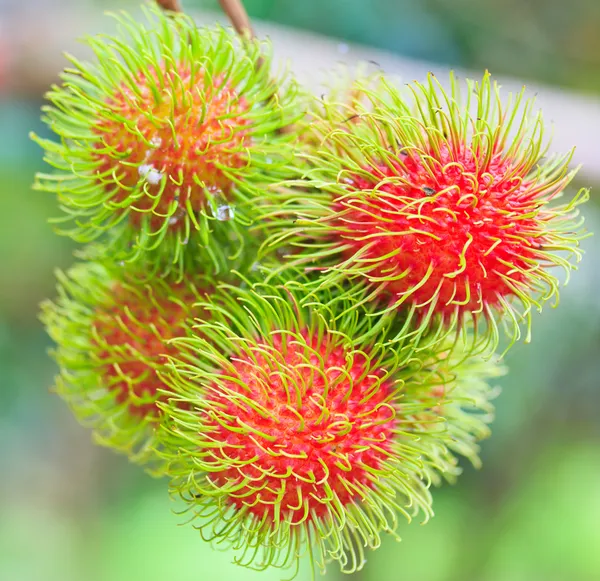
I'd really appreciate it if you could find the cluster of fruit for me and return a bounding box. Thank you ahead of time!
[33,6,588,577]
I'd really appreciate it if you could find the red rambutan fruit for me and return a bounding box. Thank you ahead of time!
[92,66,251,232]
[158,279,502,576]
[41,261,213,472]
[32,7,301,277]
[258,72,589,349]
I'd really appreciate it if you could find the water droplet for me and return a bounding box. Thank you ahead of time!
[265,157,273,165]
[138,164,163,185]
[251,262,261,272]
[337,43,350,55]
[150,136,162,148]
[215,204,235,222]
[119,261,125,266]
[169,216,179,225]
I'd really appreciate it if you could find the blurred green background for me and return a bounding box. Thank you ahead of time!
[0,1,599,581]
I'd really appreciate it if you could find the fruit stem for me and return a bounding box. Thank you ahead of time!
[155,0,182,12]
[156,0,254,41]
[218,0,255,39]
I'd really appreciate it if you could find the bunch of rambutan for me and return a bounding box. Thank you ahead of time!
[34,3,589,578]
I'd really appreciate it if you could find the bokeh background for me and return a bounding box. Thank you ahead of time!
[0,1,599,580]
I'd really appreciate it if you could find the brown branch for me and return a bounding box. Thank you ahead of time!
[156,0,254,42]
[155,0,182,12]
[218,0,255,39]
[215,0,291,132]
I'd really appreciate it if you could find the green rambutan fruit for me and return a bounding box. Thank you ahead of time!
[257,71,589,349]
[157,278,503,576]
[41,260,214,472]
[32,6,301,277]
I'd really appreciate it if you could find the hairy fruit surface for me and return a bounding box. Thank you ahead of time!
[257,72,589,349]
[32,8,301,277]
[158,280,502,576]
[93,65,251,230]
[41,261,212,471]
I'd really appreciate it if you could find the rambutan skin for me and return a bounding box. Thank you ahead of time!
[31,7,303,277]
[157,278,503,576]
[93,66,252,232]
[256,72,589,349]
[41,260,213,472]
[336,149,560,319]
[196,331,397,527]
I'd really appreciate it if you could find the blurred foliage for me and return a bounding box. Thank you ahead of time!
[181,0,600,94]
[1,1,600,580]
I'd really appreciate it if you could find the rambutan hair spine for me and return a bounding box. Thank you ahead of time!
[254,70,590,353]
[155,275,503,577]
[31,5,305,279]
[40,259,217,474]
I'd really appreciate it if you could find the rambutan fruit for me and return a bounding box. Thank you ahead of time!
[41,260,213,472]
[257,71,589,349]
[32,7,301,278]
[157,279,502,576]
